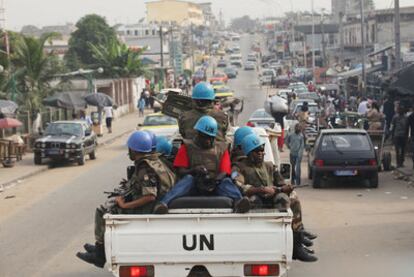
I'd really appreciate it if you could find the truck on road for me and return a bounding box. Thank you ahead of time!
[104,208,293,277]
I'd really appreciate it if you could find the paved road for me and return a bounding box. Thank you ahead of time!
[1,34,414,277]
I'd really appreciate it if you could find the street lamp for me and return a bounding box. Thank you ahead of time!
[78,67,104,93]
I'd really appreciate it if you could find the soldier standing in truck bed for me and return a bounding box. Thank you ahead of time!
[179,82,229,143]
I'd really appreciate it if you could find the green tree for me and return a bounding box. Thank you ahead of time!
[65,14,118,70]
[89,38,148,78]
[10,33,64,113]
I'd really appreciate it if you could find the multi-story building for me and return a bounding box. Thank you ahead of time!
[331,0,375,22]
[343,6,414,50]
[198,2,217,28]
[146,0,204,26]
[117,23,160,37]
[116,23,170,67]
[21,23,76,58]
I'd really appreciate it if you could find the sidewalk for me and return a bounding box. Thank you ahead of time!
[0,110,150,190]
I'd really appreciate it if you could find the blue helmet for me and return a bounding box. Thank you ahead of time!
[194,115,218,137]
[127,131,153,153]
[156,136,172,156]
[192,82,215,100]
[234,126,254,146]
[143,130,157,150]
[241,133,265,155]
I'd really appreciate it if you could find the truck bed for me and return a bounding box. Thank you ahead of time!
[104,210,293,277]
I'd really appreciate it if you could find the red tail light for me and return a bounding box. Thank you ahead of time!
[120,266,154,277]
[369,159,377,166]
[244,264,280,276]
[314,159,324,167]
[246,121,255,127]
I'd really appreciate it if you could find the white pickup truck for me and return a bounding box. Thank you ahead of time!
[104,128,293,277]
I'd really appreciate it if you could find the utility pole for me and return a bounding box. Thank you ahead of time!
[394,0,402,70]
[159,25,164,68]
[311,0,316,83]
[339,12,344,64]
[320,11,326,67]
[360,0,366,96]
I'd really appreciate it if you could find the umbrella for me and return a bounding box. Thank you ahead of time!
[84,92,113,108]
[0,118,22,129]
[0,100,18,116]
[43,91,87,110]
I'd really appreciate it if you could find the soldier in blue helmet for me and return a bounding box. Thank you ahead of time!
[232,133,318,263]
[77,131,176,269]
[231,126,255,163]
[156,136,175,171]
[179,82,229,142]
[154,116,250,214]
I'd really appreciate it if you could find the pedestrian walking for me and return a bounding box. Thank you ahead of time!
[382,96,395,136]
[358,97,369,115]
[137,97,145,117]
[285,123,305,186]
[103,105,113,134]
[391,106,409,168]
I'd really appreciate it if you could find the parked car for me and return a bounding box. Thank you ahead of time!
[33,121,97,166]
[308,129,379,188]
[223,67,238,78]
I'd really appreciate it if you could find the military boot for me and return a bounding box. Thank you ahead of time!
[83,243,95,253]
[292,232,318,262]
[235,197,250,213]
[76,242,106,268]
[303,229,318,240]
[301,234,314,247]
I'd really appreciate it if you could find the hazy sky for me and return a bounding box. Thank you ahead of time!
[4,0,414,31]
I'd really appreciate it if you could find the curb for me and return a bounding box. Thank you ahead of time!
[0,128,135,192]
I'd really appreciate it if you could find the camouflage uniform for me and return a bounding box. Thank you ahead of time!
[232,159,303,232]
[179,106,229,142]
[94,153,175,244]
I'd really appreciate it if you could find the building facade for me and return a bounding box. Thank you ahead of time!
[146,0,204,26]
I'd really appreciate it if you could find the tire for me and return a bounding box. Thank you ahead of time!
[369,172,379,188]
[312,172,322,188]
[89,149,96,160]
[78,152,85,166]
[34,153,42,165]
[382,152,391,171]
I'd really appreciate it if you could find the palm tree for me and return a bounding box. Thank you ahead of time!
[10,32,64,113]
[89,38,149,79]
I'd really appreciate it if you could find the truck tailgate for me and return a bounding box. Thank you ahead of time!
[105,212,293,276]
